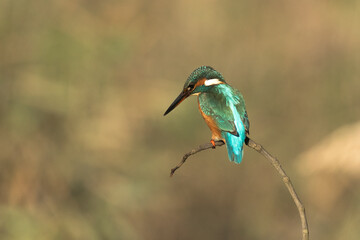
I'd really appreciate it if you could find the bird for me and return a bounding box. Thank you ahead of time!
[164,66,250,164]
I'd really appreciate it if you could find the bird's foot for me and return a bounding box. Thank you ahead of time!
[210,139,216,149]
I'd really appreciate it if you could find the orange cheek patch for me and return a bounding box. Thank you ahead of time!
[194,78,206,88]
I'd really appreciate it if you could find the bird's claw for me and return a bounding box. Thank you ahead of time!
[210,139,216,149]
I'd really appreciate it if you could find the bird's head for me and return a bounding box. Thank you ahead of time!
[164,66,225,116]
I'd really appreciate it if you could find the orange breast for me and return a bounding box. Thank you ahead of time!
[197,98,223,141]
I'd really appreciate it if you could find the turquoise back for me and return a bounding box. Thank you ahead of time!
[198,84,248,163]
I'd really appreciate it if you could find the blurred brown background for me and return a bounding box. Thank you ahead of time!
[0,0,359,239]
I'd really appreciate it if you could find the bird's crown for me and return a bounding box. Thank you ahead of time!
[184,66,225,89]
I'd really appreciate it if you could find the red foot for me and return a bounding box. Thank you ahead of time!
[210,139,216,149]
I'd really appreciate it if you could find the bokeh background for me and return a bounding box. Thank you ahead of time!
[1,0,359,239]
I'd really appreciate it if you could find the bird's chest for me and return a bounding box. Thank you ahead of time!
[197,96,223,140]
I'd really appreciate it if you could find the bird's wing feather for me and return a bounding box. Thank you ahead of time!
[232,89,250,134]
[199,84,248,164]
[199,92,238,136]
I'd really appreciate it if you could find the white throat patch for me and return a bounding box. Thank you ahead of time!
[204,78,222,86]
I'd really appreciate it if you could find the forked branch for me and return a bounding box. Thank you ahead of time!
[170,137,309,240]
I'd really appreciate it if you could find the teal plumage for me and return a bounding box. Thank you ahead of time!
[164,66,250,164]
[198,84,249,163]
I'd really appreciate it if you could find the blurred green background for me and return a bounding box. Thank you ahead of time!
[1,0,359,239]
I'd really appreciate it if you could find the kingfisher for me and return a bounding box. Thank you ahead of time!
[164,66,250,164]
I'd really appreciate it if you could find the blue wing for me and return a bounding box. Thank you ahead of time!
[199,84,248,164]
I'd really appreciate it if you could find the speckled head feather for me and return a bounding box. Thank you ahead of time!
[183,66,226,89]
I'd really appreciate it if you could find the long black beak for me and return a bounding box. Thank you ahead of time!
[164,90,191,116]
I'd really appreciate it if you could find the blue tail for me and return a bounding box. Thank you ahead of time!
[223,105,246,164]
[223,131,245,164]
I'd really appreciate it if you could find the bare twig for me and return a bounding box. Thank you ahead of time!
[170,137,309,240]
[170,140,225,177]
[246,137,309,240]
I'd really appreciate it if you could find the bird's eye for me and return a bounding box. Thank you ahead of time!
[187,84,195,91]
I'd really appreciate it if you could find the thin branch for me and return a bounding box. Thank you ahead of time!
[170,140,225,177]
[245,137,309,240]
[170,137,309,240]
